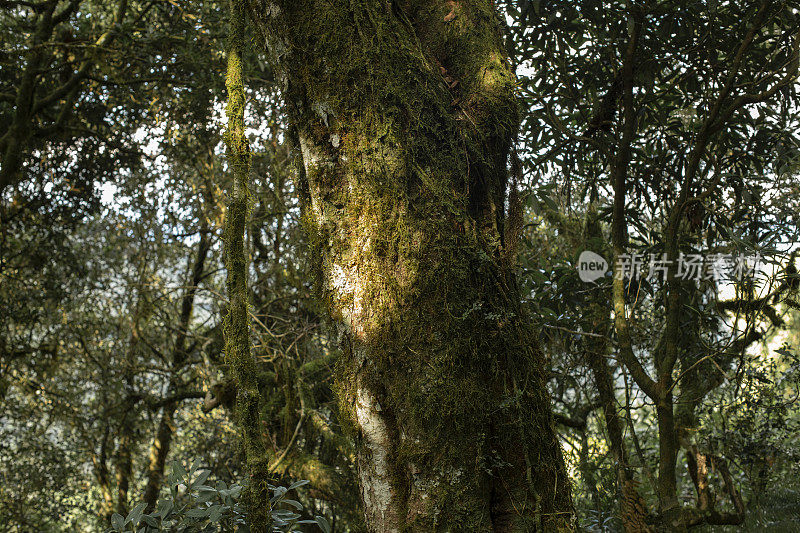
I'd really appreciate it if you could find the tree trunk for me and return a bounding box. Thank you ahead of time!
[95,423,116,524]
[583,209,652,533]
[252,1,573,530]
[584,304,651,533]
[115,419,133,517]
[142,405,176,510]
[114,264,147,520]
[224,2,272,530]
[142,225,210,511]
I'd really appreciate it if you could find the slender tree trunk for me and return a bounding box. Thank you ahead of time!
[577,429,601,513]
[654,399,681,528]
[252,1,573,530]
[607,15,684,529]
[115,270,147,519]
[223,2,272,530]
[142,406,175,509]
[142,227,211,511]
[115,326,142,518]
[585,306,651,533]
[115,419,134,516]
[95,423,116,524]
[583,209,651,532]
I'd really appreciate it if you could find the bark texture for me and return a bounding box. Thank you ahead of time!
[224,1,272,530]
[252,1,573,530]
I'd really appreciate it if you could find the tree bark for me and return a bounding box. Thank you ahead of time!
[112,255,149,519]
[223,2,272,530]
[252,1,573,530]
[114,418,134,517]
[94,422,116,524]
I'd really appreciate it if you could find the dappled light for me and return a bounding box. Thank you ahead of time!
[2,1,800,533]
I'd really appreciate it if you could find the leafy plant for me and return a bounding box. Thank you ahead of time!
[107,460,330,533]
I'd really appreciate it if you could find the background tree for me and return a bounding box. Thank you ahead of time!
[505,0,800,530]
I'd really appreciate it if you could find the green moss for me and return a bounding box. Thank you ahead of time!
[254,1,573,530]
[223,1,273,530]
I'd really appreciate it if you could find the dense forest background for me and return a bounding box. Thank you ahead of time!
[2,1,800,531]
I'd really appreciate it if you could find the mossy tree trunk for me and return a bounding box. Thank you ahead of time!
[252,1,573,530]
[224,1,272,530]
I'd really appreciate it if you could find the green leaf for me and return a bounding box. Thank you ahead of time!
[190,469,211,489]
[189,457,202,476]
[207,504,224,523]
[173,461,187,483]
[270,486,288,504]
[541,194,559,212]
[287,479,310,491]
[126,502,147,525]
[280,499,303,510]
[156,499,174,518]
[315,515,332,533]
[111,513,125,532]
[186,507,210,518]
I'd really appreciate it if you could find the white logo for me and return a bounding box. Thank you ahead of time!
[576,251,765,283]
[578,251,609,283]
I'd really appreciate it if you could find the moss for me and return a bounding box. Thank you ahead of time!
[253,1,573,530]
[224,1,273,531]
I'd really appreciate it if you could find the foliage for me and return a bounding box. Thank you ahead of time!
[2,0,800,531]
[106,460,329,533]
